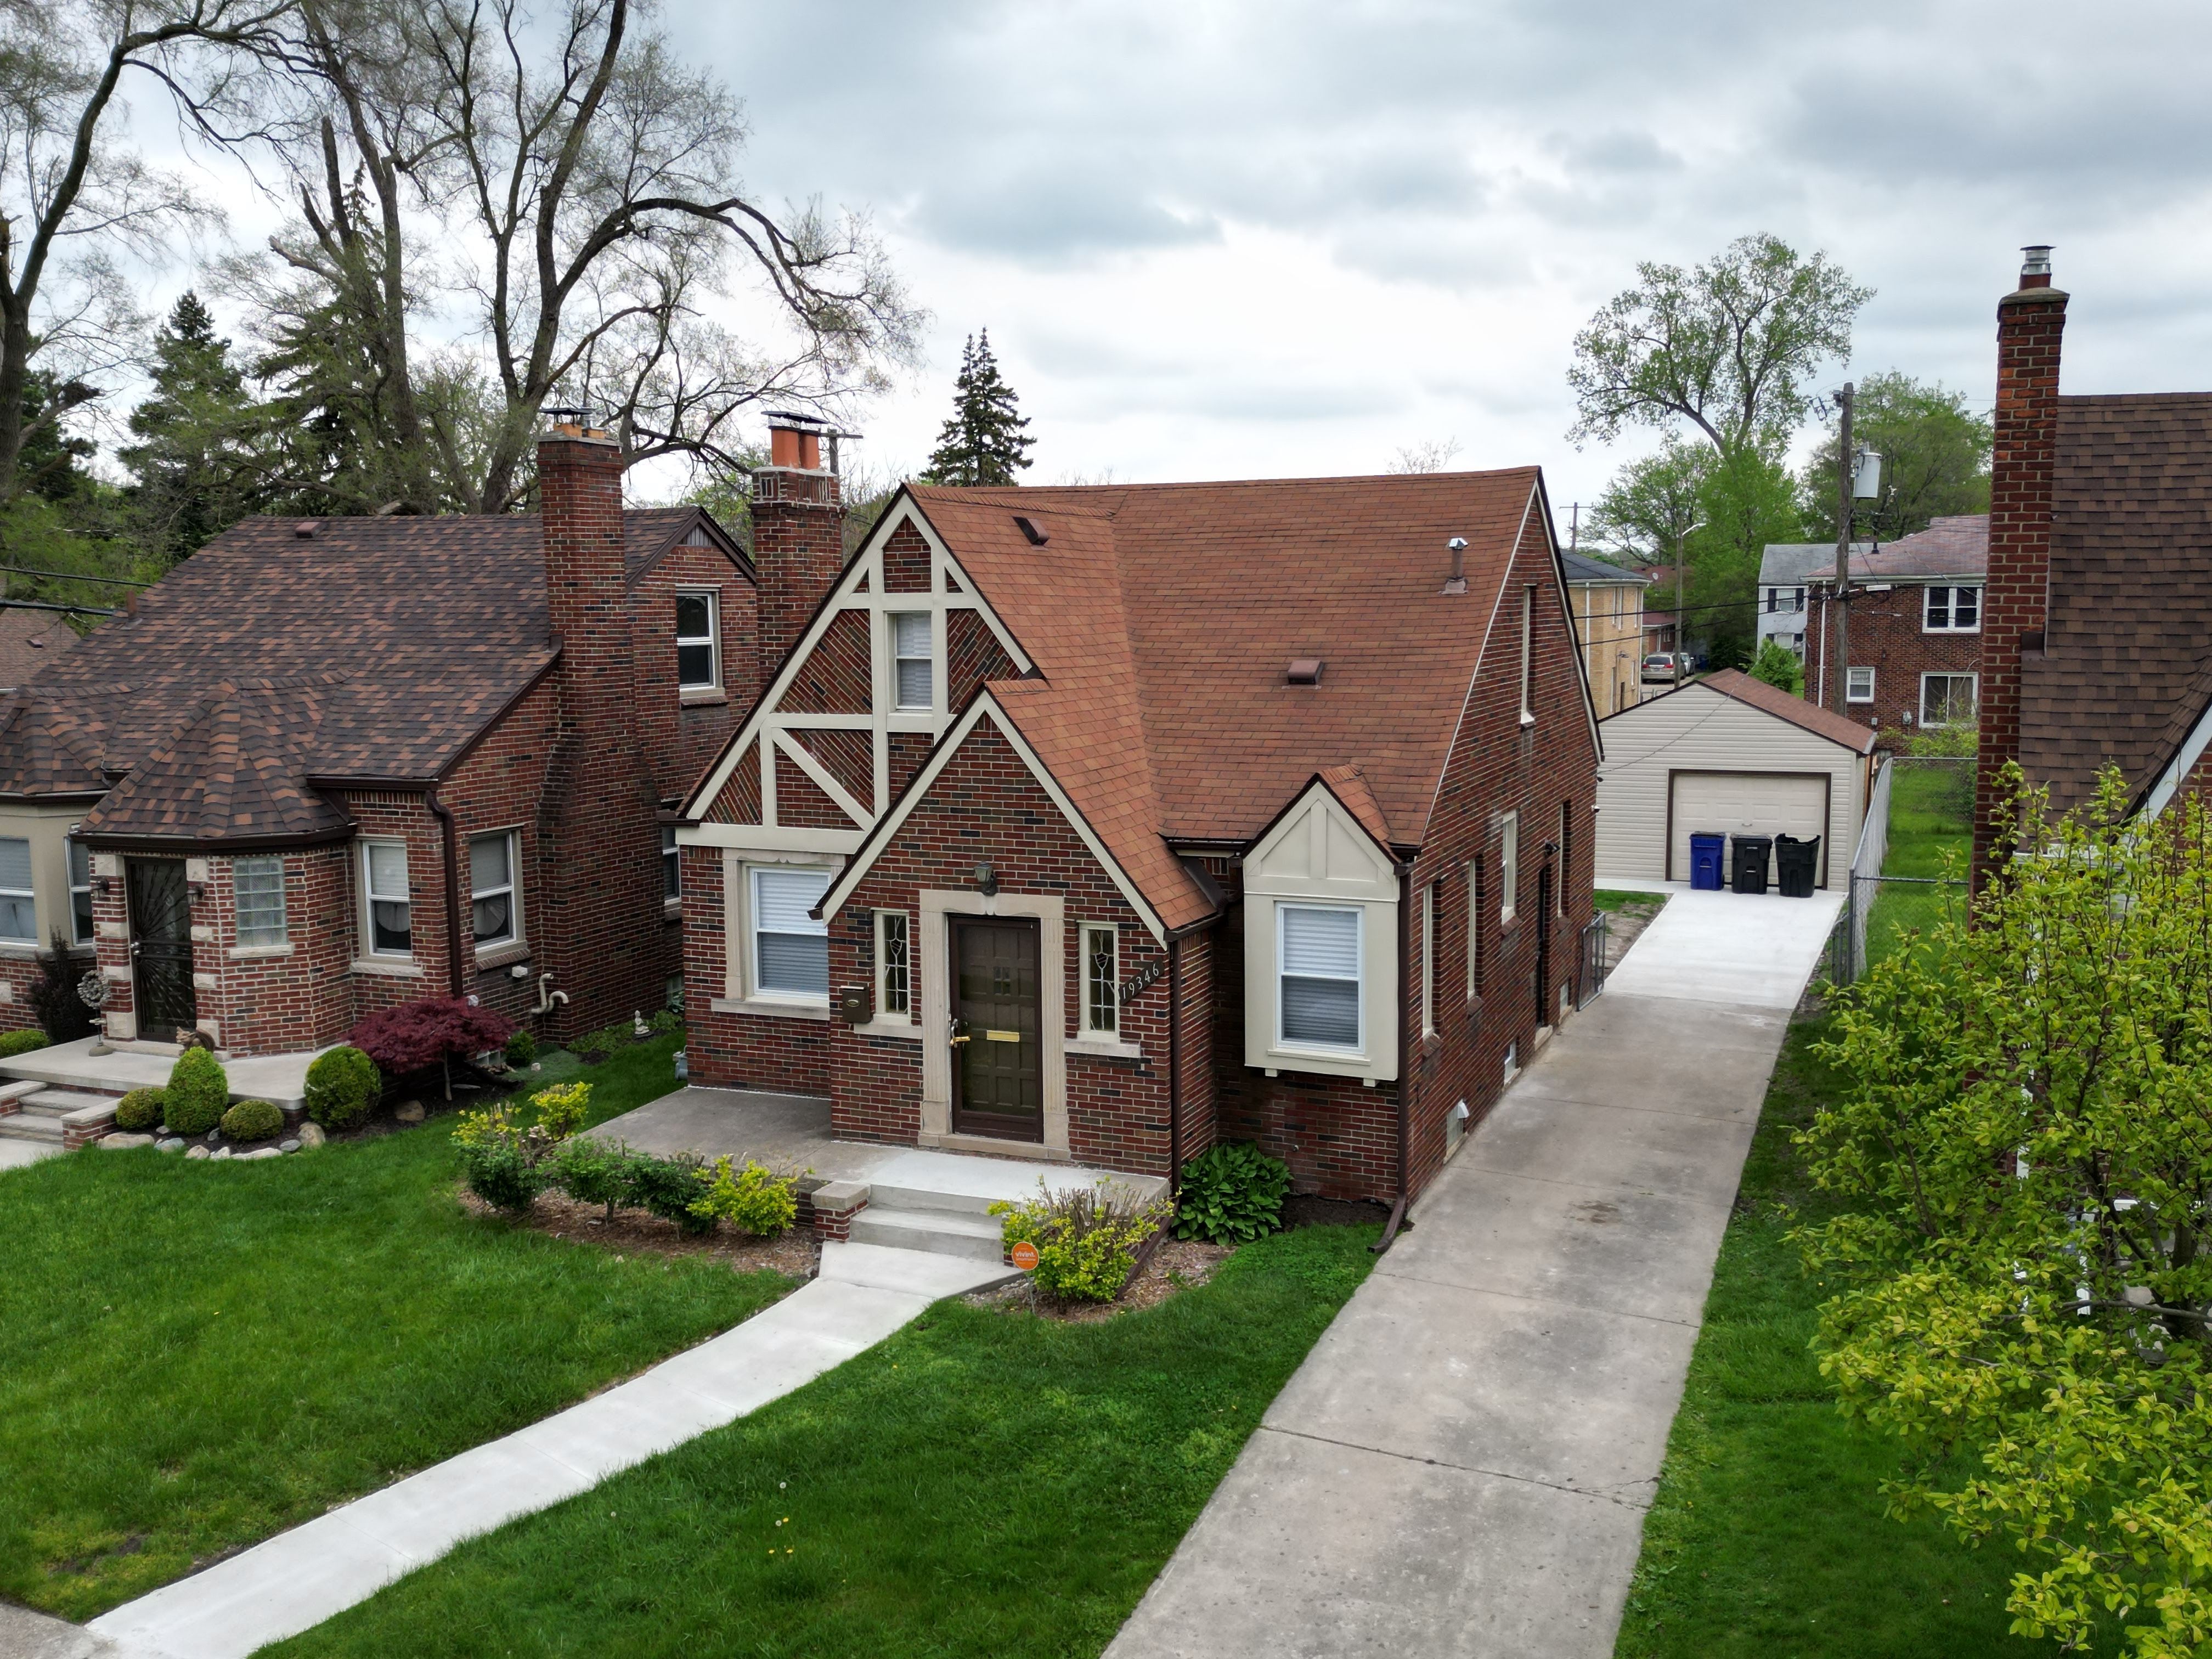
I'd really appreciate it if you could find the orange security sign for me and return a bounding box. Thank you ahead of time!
[1011,1241,1040,1271]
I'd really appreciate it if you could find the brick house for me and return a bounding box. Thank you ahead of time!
[1973,246,2212,883]
[0,419,762,1053]
[1805,515,1989,747]
[676,465,1602,1206]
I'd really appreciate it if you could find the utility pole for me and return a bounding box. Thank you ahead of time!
[1831,382,1855,718]
[1671,516,1702,692]
[1568,502,1582,552]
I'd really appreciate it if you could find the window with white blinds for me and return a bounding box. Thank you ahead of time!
[1279,904,1361,1051]
[752,866,831,997]
[0,837,32,942]
[893,612,933,709]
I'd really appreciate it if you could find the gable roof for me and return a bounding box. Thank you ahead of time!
[1802,515,1988,584]
[1559,549,1640,586]
[1760,541,1864,585]
[2022,394,2212,815]
[1610,669,1875,755]
[0,507,742,843]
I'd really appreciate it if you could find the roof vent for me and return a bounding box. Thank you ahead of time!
[1442,535,1469,595]
[1286,658,1323,686]
[1013,514,1048,546]
[293,520,320,539]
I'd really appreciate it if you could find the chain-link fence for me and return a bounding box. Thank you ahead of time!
[1824,755,1973,984]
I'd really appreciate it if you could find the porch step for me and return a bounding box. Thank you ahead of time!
[25,1088,123,1115]
[847,1206,1006,1262]
[0,1112,64,1143]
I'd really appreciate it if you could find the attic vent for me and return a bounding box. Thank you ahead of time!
[1012,514,1048,546]
[1286,658,1323,686]
[293,520,321,539]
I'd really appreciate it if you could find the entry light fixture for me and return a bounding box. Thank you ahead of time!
[972,860,1000,898]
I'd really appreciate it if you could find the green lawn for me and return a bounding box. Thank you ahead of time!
[264,1224,1379,1659]
[1616,1015,2054,1658]
[1862,761,1972,969]
[0,1034,792,1621]
[1595,888,1668,913]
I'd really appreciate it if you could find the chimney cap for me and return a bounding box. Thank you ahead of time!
[542,404,613,441]
[2019,244,2054,287]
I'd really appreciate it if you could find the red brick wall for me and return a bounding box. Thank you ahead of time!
[1975,281,2069,889]
[629,543,757,793]
[882,521,931,592]
[776,609,871,715]
[946,610,1018,707]
[195,846,354,1052]
[680,845,833,1095]
[752,466,845,698]
[1810,580,1984,747]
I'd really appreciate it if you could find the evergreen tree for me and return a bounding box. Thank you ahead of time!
[922,331,1034,486]
[119,294,259,561]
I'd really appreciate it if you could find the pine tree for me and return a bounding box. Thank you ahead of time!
[922,330,1034,487]
[119,294,258,561]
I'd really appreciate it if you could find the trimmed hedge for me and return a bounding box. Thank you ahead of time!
[304,1046,380,1131]
[219,1098,284,1142]
[114,1087,166,1132]
[0,1029,50,1057]
[164,1047,229,1137]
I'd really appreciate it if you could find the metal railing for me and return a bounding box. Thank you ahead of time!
[1577,913,1609,1007]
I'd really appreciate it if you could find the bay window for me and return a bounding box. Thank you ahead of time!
[1279,904,1362,1052]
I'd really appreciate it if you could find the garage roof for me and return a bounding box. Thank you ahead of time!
[1624,670,1875,755]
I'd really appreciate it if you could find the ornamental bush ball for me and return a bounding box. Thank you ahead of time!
[304,1045,381,1131]
[114,1087,166,1132]
[164,1047,230,1137]
[219,1098,285,1143]
[0,1028,50,1058]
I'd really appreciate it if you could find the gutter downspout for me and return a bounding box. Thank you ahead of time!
[426,786,467,999]
[1373,854,1415,1255]
[1167,935,1182,1195]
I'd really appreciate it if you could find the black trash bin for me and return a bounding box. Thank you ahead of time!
[1730,834,1773,895]
[1774,833,1820,899]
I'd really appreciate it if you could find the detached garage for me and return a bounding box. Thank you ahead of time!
[1595,669,1877,890]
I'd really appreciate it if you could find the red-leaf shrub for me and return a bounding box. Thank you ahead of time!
[347,998,516,1077]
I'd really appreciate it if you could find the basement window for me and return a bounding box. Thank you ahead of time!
[676,591,720,689]
[1278,904,1362,1053]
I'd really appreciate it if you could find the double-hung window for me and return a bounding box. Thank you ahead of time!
[876,910,910,1020]
[0,837,32,943]
[1847,666,1875,704]
[1278,904,1361,1053]
[471,832,520,947]
[234,857,287,947]
[676,591,720,689]
[1920,672,1979,727]
[752,866,830,1000]
[1082,923,1119,1035]
[663,826,681,901]
[892,613,933,710]
[362,841,411,956]
[1923,585,1982,633]
[67,840,93,945]
[1500,812,1520,925]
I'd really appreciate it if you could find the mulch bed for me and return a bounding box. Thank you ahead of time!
[967,1235,1237,1323]
[458,1187,822,1280]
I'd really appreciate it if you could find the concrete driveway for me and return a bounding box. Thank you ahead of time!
[1105,885,1842,1659]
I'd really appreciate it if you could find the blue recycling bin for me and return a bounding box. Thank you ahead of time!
[1689,833,1726,891]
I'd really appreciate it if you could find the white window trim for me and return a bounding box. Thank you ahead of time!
[1922,584,1983,635]
[67,838,93,947]
[662,825,682,914]
[874,907,912,1025]
[1420,883,1436,1038]
[470,828,523,952]
[1276,901,1365,1059]
[1079,921,1120,1037]
[676,589,721,690]
[1847,666,1875,704]
[1518,586,1535,726]
[890,611,934,713]
[359,838,413,960]
[746,862,832,1008]
[1500,812,1520,925]
[1920,670,1980,727]
[233,855,289,950]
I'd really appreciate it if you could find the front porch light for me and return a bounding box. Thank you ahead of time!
[972,861,999,898]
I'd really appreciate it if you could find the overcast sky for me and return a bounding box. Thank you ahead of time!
[646,0,2212,518]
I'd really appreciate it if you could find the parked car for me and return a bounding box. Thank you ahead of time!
[1642,652,1685,682]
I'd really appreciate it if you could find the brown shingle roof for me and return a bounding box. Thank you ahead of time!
[2022,394,2212,814]
[0,507,734,844]
[1802,515,1988,583]
[0,608,82,692]
[1640,669,1876,754]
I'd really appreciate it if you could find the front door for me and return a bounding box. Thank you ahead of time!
[1534,861,1554,1029]
[128,859,198,1042]
[951,917,1042,1142]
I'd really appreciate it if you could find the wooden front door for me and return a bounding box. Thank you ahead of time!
[128,859,198,1042]
[951,917,1042,1142]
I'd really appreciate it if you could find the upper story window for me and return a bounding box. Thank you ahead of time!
[471,831,520,947]
[892,612,933,710]
[1500,811,1520,924]
[362,841,411,956]
[67,839,92,946]
[1279,904,1362,1053]
[876,909,911,1020]
[676,591,720,689]
[1923,585,1982,633]
[1082,922,1119,1035]
[234,856,287,947]
[1847,666,1875,703]
[0,837,33,943]
[1518,586,1534,724]
[752,866,830,1000]
[1765,586,1806,614]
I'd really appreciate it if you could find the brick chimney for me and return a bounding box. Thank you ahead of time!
[1972,245,2068,892]
[751,412,846,698]
[534,416,664,1035]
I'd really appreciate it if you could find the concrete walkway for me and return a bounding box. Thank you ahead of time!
[88,1242,1018,1659]
[1105,885,1843,1659]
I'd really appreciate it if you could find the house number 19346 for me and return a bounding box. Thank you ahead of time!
[1118,956,1167,1005]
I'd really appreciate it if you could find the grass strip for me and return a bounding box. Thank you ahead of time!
[0,1034,790,1620]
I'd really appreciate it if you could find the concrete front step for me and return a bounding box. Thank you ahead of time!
[0,1113,64,1143]
[848,1205,1006,1262]
[25,1088,122,1114]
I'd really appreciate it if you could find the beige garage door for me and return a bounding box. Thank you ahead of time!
[1669,771,1832,887]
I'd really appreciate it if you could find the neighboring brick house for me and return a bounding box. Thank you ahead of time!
[1560,549,1645,715]
[1805,515,1989,747]
[0,419,764,1052]
[676,467,1603,1206]
[1972,246,2212,883]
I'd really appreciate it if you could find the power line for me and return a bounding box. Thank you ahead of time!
[0,564,151,588]
[0,597,118,617]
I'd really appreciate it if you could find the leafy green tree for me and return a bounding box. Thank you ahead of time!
[1798,768,2212,1657]
[1568,234,1872,456]
[1801,370,1993,541]
[923,331,1033,487]
[1747,636,1804,696]
[118,294,259,561]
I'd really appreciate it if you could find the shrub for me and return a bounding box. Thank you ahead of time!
[552,1136,642,1222]
[304,1046,381,1132]
[627,1150,715,1235]
[347,998,516,1087]
[572,1022,629,1063]
[646,1008,682,1036]
[459,1139,545,1214]
[114,1087,165,1132]
[1174,1142,1291,1244]
[686,1157,797,1237]
[164,1047,229,1136]
[219,1098,284,1142]
[529,1081,591,1140]
[992,1180,1172,1304]
[1746,636,1805,697]
[504,1029,538,1067]
[0,1028,49,1057]
[26,932,94,1041]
